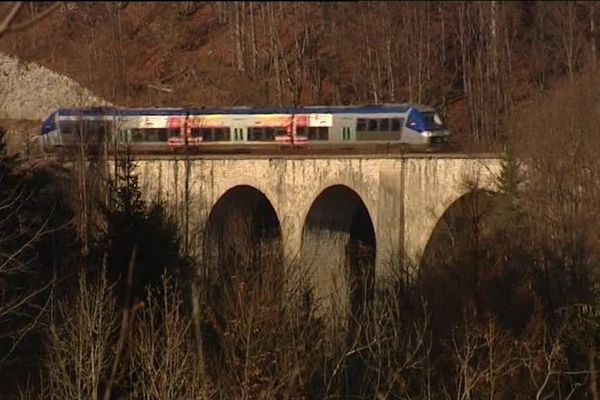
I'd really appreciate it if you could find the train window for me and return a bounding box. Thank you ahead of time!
[248,128,261,141]
[60,120,112,142]
[356,119,367,131]
[162,129,180,141]
[151,129,162,141]
[391,118,403,131]
[248,127,286,141]
[82,120,109,143]
[190,128,206,138]
[131,129,145,142]
[248,127,272,141]
[308,127,329,140]
[214,128,230,141]
[148,130,160,141]
[380,119,390,131]
[421,112,445,131]
[296,127,308,136]
[321,127,329,140]
[368,119,378,131]
[130,128,178,142]
[356,118,404,132]
[201,128,231,141]
[87,121,109,136]
[60,121,81,136]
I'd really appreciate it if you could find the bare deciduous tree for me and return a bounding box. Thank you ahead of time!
[0,2,62,39]
[131,277,209,400]
[44,270,120,400]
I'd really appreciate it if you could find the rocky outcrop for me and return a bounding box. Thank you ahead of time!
[0,52,111,121]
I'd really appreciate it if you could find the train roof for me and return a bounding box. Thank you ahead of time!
[54,103,437,117]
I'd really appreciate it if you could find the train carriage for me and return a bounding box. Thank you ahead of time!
[40,103,450,153]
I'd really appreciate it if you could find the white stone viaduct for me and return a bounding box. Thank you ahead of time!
[126,153,503,312]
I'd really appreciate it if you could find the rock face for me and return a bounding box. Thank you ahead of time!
[0,52,111,121]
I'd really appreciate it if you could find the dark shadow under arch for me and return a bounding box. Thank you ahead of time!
[200,185,283,378]
[301,185,376,324]
[420,189,534,342]
[203,185,282,270]
[422,189,496,269]
[301,185,376,399]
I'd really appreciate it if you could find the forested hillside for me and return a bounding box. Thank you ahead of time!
[3,3,600,399]
[1,1,598,148]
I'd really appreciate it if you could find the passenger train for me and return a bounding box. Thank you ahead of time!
[39,103,451,152]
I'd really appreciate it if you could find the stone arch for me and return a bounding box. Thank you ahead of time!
[419,188,531,341]
[200,184,284,377]
[298,180,378,237]
[283,178,378,270]
[299,184,377,325]
[203,173,296,255]
[404,170,500,266]
[421,188,497,268]
[205,174,282,220]
[202,184,283,270]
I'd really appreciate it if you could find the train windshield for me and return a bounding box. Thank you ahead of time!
[421,112,445,131]
[41,112,57,135]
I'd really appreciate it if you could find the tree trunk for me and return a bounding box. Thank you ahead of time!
[592,4,597,68]
[249,2,258,76]
[234,2,245,72]
[267,3,283,104]
[491,1,498,82]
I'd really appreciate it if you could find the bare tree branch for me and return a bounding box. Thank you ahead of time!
[0,2,23,38]
[0,1,62,39]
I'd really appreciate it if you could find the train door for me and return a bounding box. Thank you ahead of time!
[232,127,246,142]
[341,126,355,141]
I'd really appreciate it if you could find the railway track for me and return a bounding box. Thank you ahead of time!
[37,142,470,156]
[24,143,501,164]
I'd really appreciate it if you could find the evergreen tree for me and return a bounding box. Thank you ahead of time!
[98,151,192,307]
[494,144,525,231]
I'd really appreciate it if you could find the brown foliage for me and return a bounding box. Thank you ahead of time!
[4,2,600,148]
[43,270,210,400]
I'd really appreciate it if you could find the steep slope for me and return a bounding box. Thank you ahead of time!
[0,2,593,149]
[0,52,111,120]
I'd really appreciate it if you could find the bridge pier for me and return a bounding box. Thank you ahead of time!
[374,168,405,284]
